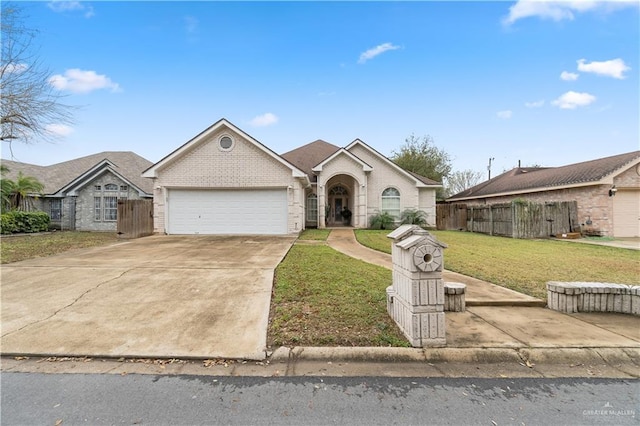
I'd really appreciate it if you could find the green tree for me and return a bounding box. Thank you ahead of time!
[391,134,452,199]
[0,164,11,211]
[2,171,44,211]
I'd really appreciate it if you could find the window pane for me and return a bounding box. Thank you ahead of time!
[104,196,118,221]
[50,199,62,221]
[381,187,400,219]
[306,195,318,222]
[94,197,101,221]
[105,184,118,191]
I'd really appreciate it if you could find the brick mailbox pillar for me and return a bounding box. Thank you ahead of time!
[386,225,447,347]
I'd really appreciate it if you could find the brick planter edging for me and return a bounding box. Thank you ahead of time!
[547,282,640,316]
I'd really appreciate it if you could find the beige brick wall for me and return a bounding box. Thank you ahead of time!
[418,188,437,227]
[614,165,640,188]
[152,128,302,234]
[348,144,419,220]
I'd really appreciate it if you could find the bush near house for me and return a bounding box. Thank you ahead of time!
[1,211,50,234]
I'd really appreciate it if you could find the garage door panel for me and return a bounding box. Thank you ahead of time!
[168,189,288,235]
[613,190,640,238]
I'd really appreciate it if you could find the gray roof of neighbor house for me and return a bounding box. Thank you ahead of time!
[281,139,440,185]
[448,150,640,201]
[1,151,154,195]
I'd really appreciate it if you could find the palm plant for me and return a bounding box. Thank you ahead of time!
[369,211,396,230]
[3,171,44,211]
[400,208,428,226]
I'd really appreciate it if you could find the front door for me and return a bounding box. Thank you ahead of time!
[334,197,345,223]
[328,184,349,226]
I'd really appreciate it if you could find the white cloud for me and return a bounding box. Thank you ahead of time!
[49,69,121,94]
[525,100,545,108]
[560,71,579,81]
[47,1,94,18]
[358,43,401,64]
[503,0,638,25]
[552,91,596,109]
[250,113,279,127]
[45,124,74,137]
[497,110,513,119]
[577,58,630,79]
[4,63,28,74]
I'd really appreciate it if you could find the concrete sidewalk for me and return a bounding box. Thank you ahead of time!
[321,228,640,369]
[326,228,544,306]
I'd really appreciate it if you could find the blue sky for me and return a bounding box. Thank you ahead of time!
[2,0,639,179]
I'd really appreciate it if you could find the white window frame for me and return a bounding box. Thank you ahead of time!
[381,187,401,219]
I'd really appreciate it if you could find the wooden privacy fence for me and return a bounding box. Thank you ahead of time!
[117,199,153,239]
[437,201,579,239]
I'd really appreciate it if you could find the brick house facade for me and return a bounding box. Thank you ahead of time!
[143,118,441,235]
[446,151,640,238]
[2,152,153,231]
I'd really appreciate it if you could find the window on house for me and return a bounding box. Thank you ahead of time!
[105,184,118,191]
[381,187,401,219]
[120,185,128,191]
[94,185,101,191]
[104,196,118,221]
[94,197,102,221]
[306,194,318,222]
[50,199,62,221]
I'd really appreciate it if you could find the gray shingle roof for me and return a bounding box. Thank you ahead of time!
[448,150,640,200]
[281,140,340,181]
[1,151,154,195]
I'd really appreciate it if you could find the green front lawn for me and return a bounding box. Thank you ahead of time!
[354,229,640,299]
[268,244,408,347]
[1,232,120,264]
[297,229,331,241]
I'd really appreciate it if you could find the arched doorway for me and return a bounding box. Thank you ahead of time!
[327,184,350,226]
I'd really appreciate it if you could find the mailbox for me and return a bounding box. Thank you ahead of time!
[386,225,447,347]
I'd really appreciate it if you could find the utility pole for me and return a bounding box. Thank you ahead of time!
[488,157,495,180]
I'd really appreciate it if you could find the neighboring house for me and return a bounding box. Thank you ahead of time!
[446,151,640,238]
[142,118,440,235]
[2,152,153,231]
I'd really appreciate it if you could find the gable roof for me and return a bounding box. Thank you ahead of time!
[1,151,154,196]
[311,148,373,173]
[345,139,441,187]
[281,140,340,179]
[143,118,308,181]
[448,150,640,201]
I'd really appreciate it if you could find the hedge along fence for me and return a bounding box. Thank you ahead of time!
[437,200,579,239]
[1,211,51,234]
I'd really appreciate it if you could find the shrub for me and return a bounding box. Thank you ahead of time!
[369,211,396,230]
[400,208,428,226]
[0,211,50,234]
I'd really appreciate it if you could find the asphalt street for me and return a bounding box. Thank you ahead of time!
[2,373,638,425]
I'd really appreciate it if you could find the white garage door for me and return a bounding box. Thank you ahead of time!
[167,189,288,235]
[613,190,640,237]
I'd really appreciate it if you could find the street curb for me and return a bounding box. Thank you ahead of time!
[270,346,640,365]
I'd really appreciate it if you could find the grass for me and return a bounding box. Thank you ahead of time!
[297,229,331,241]
[0,231,120,264]
[268,244,409,347]
[355,229,640,300]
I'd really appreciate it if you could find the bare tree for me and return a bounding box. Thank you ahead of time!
[1,2,73,151]
[444,169,483,198]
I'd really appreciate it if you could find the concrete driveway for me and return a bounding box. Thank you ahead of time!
[1,235,296,360]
